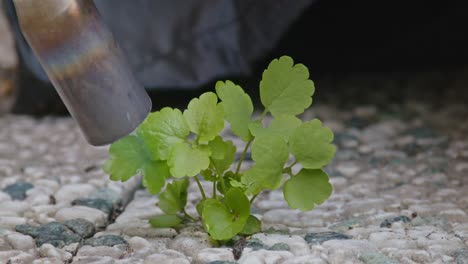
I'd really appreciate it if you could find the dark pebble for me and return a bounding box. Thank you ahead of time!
[245,237,267,250]
[71,198,113,215]
[35,222,81,247]
[452,249,468,264]
[64,219,96,239]
[84,235,127,247]
[268,243,290,251]
[15,224,39,238]
[380,216,412,228]
[3,182,33,200]
[304,232,351,244]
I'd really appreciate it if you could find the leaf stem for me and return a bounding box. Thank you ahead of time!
[235,139,253,176]
[259,109,268,121]
[194,177,206,200]
[212,178,217,199]
[183,209,197,222]
[249,193,259,204]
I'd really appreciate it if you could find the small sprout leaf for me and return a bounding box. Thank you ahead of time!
[159,179,189,214]
[202,188,250,240]
[216,80,254,141]
[290,119,336,169]
[283,169,332,211]
[260,56,315,117]
[183,92,224,144]
[168,143,211,177]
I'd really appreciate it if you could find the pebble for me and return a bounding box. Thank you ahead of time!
[6,252,36,263]
[238,248,294,263]
[368,231,418,249]
[359,252,399,264]
[380,215,412,228]
[32,257,64,264]
[34,222,81,248]
[63,218,96,238]
[252,233,310,255]
[54,184,95,204]
[77,245,126,259]
[72,256,115,264]
[193,248,235,264]
[283,255,327,264]
[305,232,351,244]
[0,216,27,229]
[3,182,34,200]
[39,244,73,262]
[71,198,114,214]
[144,253,190,264]
[5,232,35,251]
[84,235,128,247]
[55,206,107,228]
[168,232,214,257]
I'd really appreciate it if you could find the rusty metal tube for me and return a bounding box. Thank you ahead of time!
[12,0,152,146]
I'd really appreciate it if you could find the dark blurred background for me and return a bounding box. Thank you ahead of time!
[1,0,468,116]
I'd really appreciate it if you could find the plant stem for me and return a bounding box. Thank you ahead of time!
[183,209,197,222]
[249,193,259,204]
[212,178,217,199]
[235,139,253,176]
[194,177,206,200]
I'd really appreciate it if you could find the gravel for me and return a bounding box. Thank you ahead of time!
[1,102,467,263]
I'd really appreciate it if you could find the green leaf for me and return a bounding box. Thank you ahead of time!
[142,161,170,194]
[202,188,250,240]
[283,169,332,211]
[137,108,190,160]
[241,134,288,195]
[290,119,336,169]
[208,136,236,174]
[168,143,211,177]
[215,81,253,141]
[104,136,146,182]
[200,169,216,182]
[240,215,262,235]
[150,214,183,228]
[249,115,302,143]
[183,92,225,144]
[159,179,189,214]
[260,56,315,117]
[104,135,165,189]
[251,134,289,165]
[242,165,284,195]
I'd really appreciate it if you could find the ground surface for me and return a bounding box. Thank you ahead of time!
[0,102,467,264]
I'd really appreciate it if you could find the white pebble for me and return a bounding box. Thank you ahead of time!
[5,233,35,251]
[77,245,126,259]
[238,248,294,264]
[55,184,95,204]
[54,206,107,228]
[39,244,73,262]
[193,248,234,264]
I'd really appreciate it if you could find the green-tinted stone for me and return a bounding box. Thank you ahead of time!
[245,238,267,250]
[15,224,39,238]
[64,219,96,238]
[71,198,113,215]
[84,235,127,247]
[35,222,81,247]
[3,182,33,200]
[268,243,290,251]
[304,232,351,244]
[360,252,399,264]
